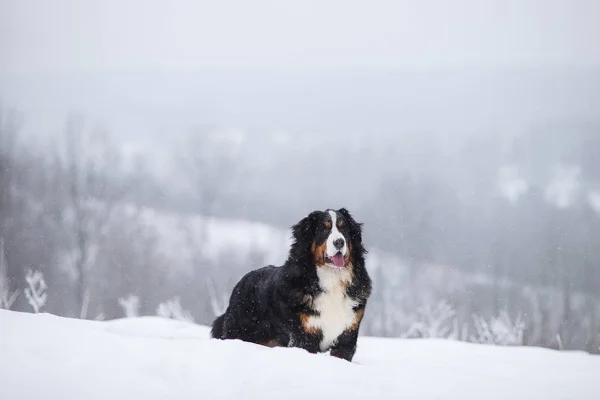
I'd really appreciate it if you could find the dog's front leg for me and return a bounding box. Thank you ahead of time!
[297,334,321,354]
[330,328,359,362]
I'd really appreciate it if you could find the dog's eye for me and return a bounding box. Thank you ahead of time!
[324,221,331,229]
[337,220,343,228]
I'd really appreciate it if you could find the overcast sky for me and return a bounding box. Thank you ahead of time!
[2,0,599,74]
[1,0,599,219]
[1,0,599,173]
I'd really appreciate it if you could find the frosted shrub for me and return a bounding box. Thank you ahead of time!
[24,269,47,313]
[118,294,140,318]
[156,296,195,323]
[0,273,19,310]
[405,300,457,339]
[471,310,525,346]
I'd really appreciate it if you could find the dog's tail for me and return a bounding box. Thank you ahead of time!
[210,313,226,339]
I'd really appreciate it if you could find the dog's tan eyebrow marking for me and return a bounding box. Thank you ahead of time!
[337,220,343,228]
[324,221,331,228]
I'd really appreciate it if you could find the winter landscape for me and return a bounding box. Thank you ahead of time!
[2,1,600,399]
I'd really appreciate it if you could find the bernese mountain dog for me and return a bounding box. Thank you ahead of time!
[210,208,372,362]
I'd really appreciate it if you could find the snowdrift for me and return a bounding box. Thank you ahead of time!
[1,309,599,399]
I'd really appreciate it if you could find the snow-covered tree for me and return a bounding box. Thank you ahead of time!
[157,296,195,323]
[405,300,458,339]
[118,294,140,318]
[24,269,47,313]
[0,277,19,310]
[471,310,525,346]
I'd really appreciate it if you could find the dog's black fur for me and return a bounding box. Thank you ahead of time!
[210,208,371,361]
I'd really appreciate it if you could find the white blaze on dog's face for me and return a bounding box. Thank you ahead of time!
[324,210,348,268]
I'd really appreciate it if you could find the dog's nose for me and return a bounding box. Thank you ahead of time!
[333,238,345,250]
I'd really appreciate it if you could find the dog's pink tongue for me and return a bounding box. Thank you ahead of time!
[331,254,345,267]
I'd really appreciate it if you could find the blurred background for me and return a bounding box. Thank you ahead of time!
[1,0,599,352]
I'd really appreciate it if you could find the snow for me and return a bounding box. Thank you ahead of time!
[1,310,599,399]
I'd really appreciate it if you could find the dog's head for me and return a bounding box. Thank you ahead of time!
[291,208,364,269]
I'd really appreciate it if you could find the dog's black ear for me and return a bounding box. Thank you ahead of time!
[291,211,320,243]
[338,208,363,244]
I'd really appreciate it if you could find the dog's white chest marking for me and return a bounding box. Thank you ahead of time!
[306,266,357,351]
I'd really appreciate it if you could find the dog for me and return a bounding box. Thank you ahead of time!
[210,208,371,362]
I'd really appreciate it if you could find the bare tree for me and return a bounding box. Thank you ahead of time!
[92,205,167,318]
[0,239,20,309]
[179,131,244,321]
[184,131,241,219]
[0,103,22,302]
[61,114,124,317]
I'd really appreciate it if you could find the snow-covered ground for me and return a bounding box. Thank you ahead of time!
[1,310,599,399]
